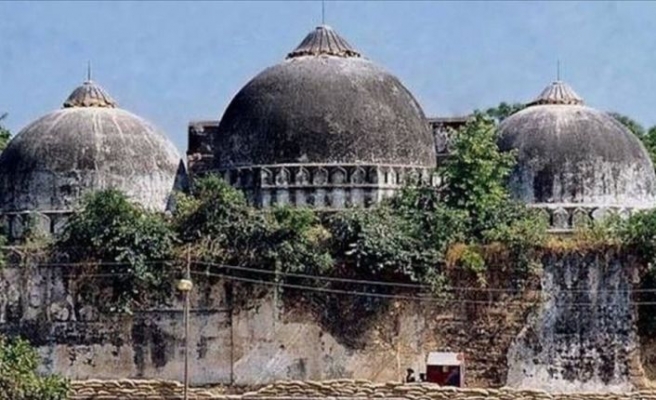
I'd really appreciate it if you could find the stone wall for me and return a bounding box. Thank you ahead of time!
[0,262,532,387]
[507,251,641,392]
[0,251,646,391]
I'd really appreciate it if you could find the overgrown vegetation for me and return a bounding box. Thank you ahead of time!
[55,190,177,313]
[485,102,525,123]
[3,107,551,315]
[5,103,656,321]
[610,111,656,168]
[166,112,547,296]
[0,335,69,400]
[0,113,12,153]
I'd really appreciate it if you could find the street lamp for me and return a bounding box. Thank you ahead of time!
[177,277,193,400]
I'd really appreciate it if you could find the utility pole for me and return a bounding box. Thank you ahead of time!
[177,248,193,400]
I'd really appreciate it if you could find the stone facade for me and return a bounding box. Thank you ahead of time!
[428,117,469,165]
[188,122,437,208]
[0,251,645,391]
[529,205,638,234]
[214,163,435,208]
[187,117,466,208]
[0,210,71,239]
[507,252,640,392]
[187,121,218,180]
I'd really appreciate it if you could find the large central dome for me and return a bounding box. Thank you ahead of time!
[215,25,435,168]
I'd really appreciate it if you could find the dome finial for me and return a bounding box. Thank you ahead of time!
[556,59,560,81]
[528,80,584,107]
[63,77,117,109]
[321,0,326,25]
[287,25,361,59]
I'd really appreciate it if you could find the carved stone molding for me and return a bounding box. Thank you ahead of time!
[0,210,73,240]
[215,163,434,209]
[529,205,644,233]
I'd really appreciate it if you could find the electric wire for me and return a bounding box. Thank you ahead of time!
[12,259,656,296]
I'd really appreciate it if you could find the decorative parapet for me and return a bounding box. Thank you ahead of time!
[187,120,219,179]
[216,163,436,208]
[530,204,644,233]
[428,116,469,164]
[0,210,72,240]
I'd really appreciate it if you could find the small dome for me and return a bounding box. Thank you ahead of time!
[498,81,656,208]
[63,80,118,108]
[287,25,361,58]
[215,25,435,168]
[527,81,583,106]
[0,80,184,213]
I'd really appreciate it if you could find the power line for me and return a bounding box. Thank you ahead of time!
[11,258,656,295]
[192,270,540,306]
[193,270,656,307]
[194,260,433,289]
[11,260,656,306]
[194,260,656,294]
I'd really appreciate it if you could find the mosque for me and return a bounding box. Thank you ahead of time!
[1,25,655,237]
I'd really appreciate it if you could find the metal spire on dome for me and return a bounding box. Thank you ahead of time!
[322,0,325,25]
[527,80,584,106]
[63,75,118,109]
[286,25,361,59]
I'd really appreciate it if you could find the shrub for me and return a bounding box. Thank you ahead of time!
[56,190,176,313]
[0,335,69,400]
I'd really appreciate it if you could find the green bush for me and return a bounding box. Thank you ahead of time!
[260,206,333,275]
[174,175,266,265]
[0,335,69,400]
[56,190,177,313]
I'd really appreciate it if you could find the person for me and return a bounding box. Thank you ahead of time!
[445,367,460,387]
[405,368,416,383]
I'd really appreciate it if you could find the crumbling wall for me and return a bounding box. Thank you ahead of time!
[506,251,641,392]
[0,262,531,387]
[0,250,645,391]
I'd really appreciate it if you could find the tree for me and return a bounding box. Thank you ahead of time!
[260,206,333,275]
[56,189,177,313]
[174,175,333,276]
[641,126,656,168]
[435,111,547,281]
[0,113,12,152]
[0,335,69,400]
[173,174,266,266]
[607,112,656,168]
[440,112,517,236]
[485,102,525,123]
[609,112,646,137]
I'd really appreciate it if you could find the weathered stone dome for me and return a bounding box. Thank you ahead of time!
[0,80,184,215]
[215,25,435,168]
[498,81,656,215]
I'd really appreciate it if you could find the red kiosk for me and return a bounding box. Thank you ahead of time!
[425,352,465,387]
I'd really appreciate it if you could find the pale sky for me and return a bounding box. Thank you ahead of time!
[1,1,655,153]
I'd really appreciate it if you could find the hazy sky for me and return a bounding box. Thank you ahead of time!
[1,1,655,153]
